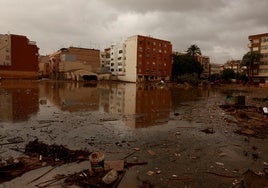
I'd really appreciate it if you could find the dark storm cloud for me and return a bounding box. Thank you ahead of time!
[0,0,267,64]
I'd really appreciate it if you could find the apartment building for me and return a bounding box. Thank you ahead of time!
[106,35,172,82]
[100,49,110,73]
[38,55,50,78]
[0,34,39,79]
[248,33,268,83]
[49,47,100,81]
[110,43,125,77]
[196,54,211,79]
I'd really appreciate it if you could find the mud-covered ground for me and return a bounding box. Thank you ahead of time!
[1,82,268,188]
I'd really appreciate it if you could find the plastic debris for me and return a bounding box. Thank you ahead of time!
[102,169,118,185]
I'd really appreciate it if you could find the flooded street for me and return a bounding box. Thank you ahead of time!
[0,80,268,188]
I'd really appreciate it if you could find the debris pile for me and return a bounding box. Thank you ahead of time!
[0,139,91,183]
[0,140,148,187]
[220,96,268,138]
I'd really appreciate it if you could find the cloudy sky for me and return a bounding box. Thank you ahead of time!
[1,0,267,64]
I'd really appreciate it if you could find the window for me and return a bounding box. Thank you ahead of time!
[118,57,122,60]
[119,50,123,54]
[253,39,259,43]
[261,46,268,51]
[263,53,268,58]
[253,47,259,51]
[261,37,268,43]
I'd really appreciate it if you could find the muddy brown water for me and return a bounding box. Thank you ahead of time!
[0,80,268,188]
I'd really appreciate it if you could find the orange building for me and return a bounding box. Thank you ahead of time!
[136,35,172,82]
[0,34,39,79]
[248,33,268,83]
[118,35,172,82]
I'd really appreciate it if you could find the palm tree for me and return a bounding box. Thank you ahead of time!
[241,51,262,82]
[186,44,202,58]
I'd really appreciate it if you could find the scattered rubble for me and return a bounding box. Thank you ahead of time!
[0,139,91,183]
[0,140,148,187]
[219,98,268,138]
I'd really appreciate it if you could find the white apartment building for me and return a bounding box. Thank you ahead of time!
[110,43,125,76]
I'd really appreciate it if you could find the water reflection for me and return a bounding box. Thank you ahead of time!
[0,80,211,127]
[0,80,39,122]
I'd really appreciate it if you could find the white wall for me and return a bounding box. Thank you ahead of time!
[118,35,137,82]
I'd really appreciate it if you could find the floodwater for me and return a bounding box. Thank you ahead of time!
[0,80,211,126]
[0,80,268,188]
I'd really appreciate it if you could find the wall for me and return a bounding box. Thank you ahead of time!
[118,36,138,82]
[0,34,39,79]
[0,34,11,66]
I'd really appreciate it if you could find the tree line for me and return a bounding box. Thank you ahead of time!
[172,44,263,84]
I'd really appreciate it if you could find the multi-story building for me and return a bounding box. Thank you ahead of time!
[123,35,172,82]
[0,34,39,79]
[100,50,110,73]
[223,60,247,74]
[248,33,268,83]
[107,35,172,82]
[49,47,100,81]
[196,54,210,79]
[210,63,222,75]
[110,43,125,77]
[38,55,50,78]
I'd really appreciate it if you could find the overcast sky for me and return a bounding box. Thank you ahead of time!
[1,0,267,64]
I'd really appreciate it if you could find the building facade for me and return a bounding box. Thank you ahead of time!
[106,35,172,82]
[110,43,125,77]
[196,54,211,79]
[248,33,268,83]
[0,34,39,79]
[48,47,100,81]
[38,55,50,78]
[123,35,172,82]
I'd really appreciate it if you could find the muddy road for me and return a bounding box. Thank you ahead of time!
[0,80,268,187]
